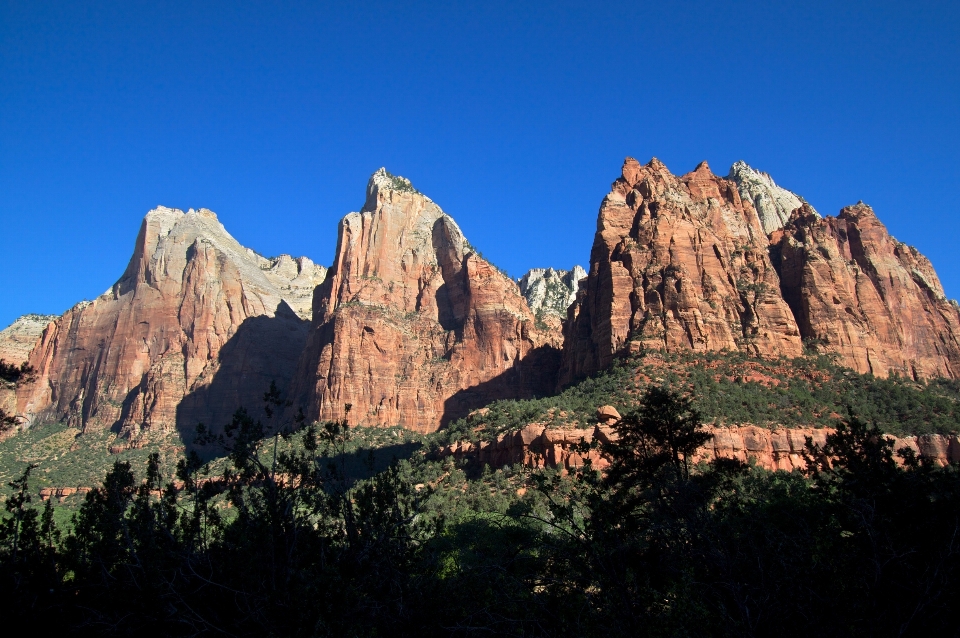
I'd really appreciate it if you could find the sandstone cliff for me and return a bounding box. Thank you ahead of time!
[560,157,960,386]
[16,207,324,438]
[518,266,586,319]
[772,203,960,379]
[0,314,58,367]
[559,158,803,385]
[292,169,560,433]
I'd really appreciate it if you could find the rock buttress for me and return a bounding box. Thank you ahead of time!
[559,158,803,386]
[292,169,561,433]
[772,203,960,379]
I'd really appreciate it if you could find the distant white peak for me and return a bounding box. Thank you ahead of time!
[519,265,586,317]
[727,160,818,234]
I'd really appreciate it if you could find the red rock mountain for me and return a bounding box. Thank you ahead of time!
[560,157,960,384]
[559,158,804,385]
[8,158,960,442]
[16,207,326,438]
[291,169,561,432]
[773,203,960,378]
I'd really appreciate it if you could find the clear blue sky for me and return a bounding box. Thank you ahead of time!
[2,1,958,328]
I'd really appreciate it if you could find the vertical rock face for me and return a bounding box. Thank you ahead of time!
[0,314,58,367]
[16,207,322,437]
[559,158,803,385]
[292,169,561,433]
[728,160,818,234]
[772,203,960,379]
[518,266,587,319]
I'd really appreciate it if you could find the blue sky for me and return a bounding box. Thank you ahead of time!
[1,1,958,328]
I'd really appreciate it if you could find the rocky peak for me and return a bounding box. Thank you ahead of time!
[16,205,323,437]
[363,167,424,212]
[293,171,560,432]
[519,266,587,318]
[560,157,804,385]
[772,201,960,378]
[728,160,817,234]
[320,168,467,321]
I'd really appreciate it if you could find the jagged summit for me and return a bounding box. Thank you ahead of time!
[16,205,326,435]
[519,266,587,319]
[363,167,428,212]
[727,160,818,234]
[293,169,561,432]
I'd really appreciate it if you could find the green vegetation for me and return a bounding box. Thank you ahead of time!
[1,389,959,635]
[382,169,420,194]
[0,422,185,501]
[439,350,960,450]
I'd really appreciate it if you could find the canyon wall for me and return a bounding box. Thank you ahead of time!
[291,169,560,433]
[559,158,804,386]
[7,158,960,443]
[560,158,960,386]
[16,207,325,439]
[772,203,960,379]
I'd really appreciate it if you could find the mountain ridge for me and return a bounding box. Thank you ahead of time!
[5,157,960,439]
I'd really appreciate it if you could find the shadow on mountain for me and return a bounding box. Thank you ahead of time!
[318,440,423,489]
[441,344,562,427]
[176,301,310,453]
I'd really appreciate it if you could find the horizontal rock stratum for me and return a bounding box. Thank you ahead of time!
[438,423,960,472]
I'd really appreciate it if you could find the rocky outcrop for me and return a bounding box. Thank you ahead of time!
[772,203,960,379]
[519,266,586,319]
[559,158,804,385]
[728,160,817,234]
[560,157,960,386]
[438,423,960,472]
[16,207,323,438]
[292,169,561,433]
[0,314,58,367]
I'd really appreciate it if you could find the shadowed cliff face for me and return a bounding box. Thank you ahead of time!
[772,203,960,379]
[291,169,561,433]
[16,207,320,437]
[559,158,804,386]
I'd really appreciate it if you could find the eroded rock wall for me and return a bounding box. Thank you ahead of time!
[292,169,561,433]
[772,204,960,379]
[559,158,804,386]
[438,423,960,472]
[16,207,319,438]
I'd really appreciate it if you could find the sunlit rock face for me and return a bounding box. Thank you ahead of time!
[771,202,960,379]
[728,160,817,234]
[16,207,322,438]
[0,314,58,368]
[291,169,561,433]
[559,157,804,386]
[560,157,960,387]
[519,266,586,319]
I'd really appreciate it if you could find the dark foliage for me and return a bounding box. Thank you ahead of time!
[1,388,959,636]
[0,359,35,384]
